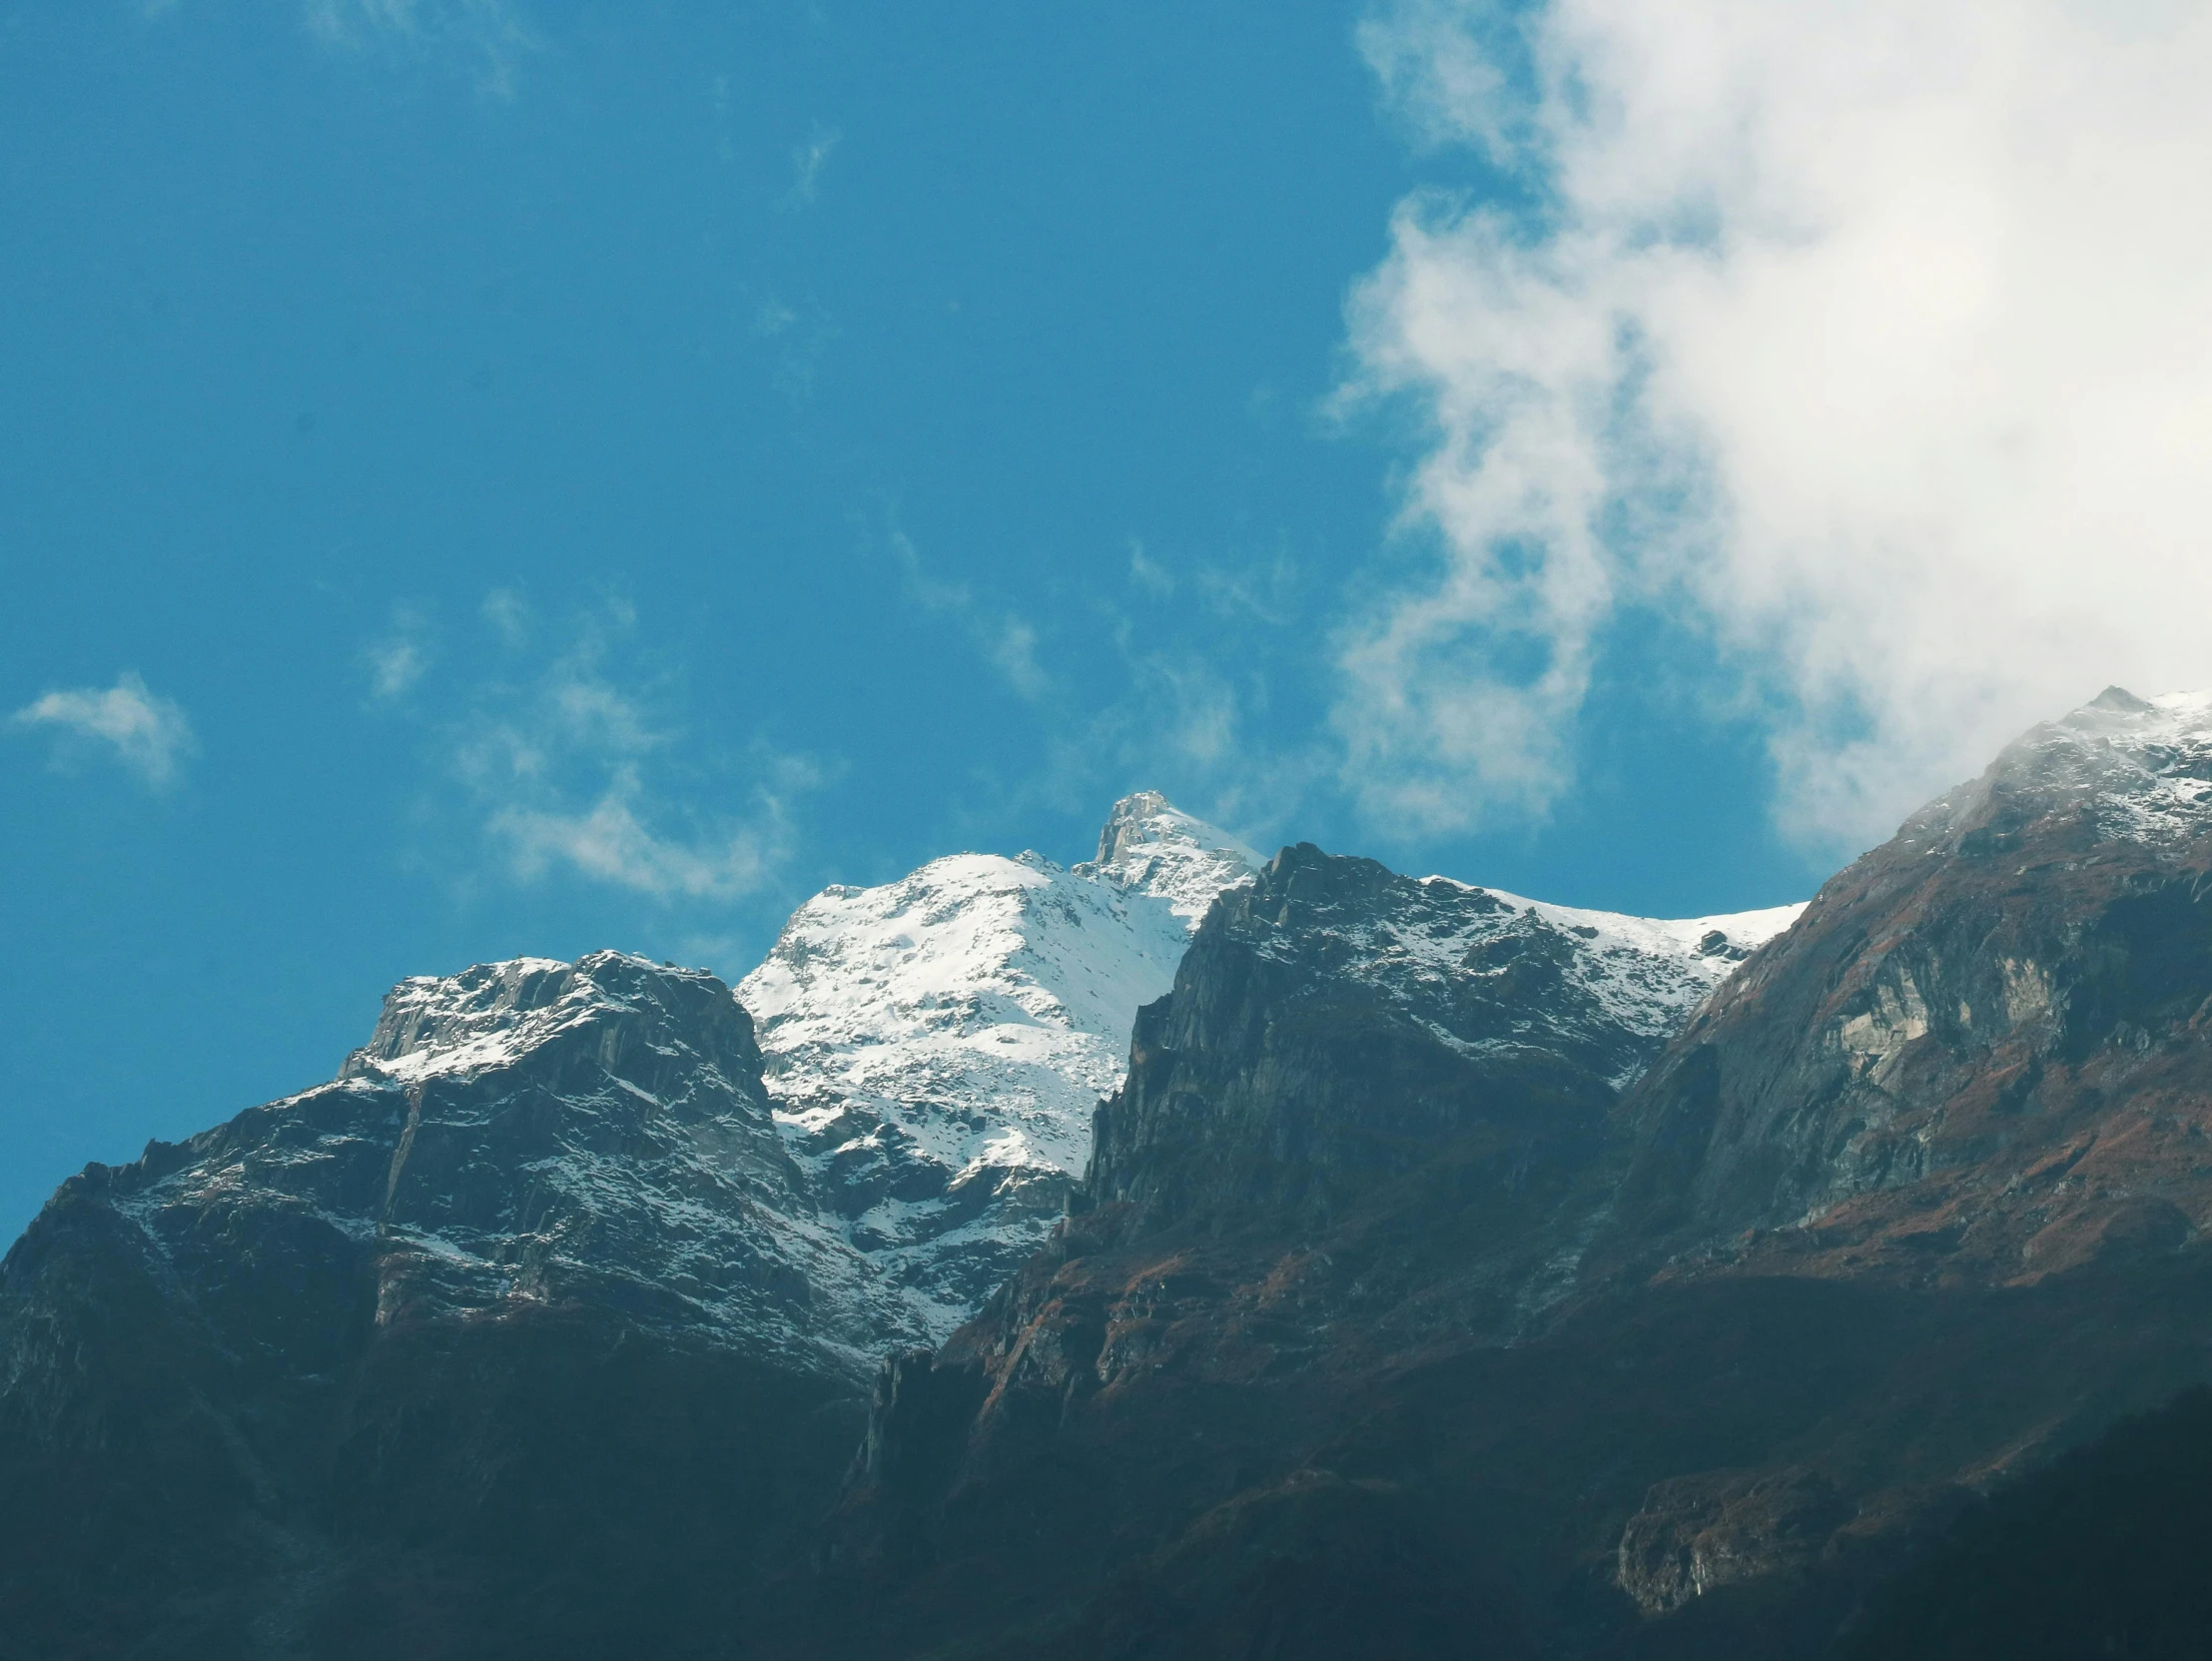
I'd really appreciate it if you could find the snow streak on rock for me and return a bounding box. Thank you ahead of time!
[740,795,1260,1336]
[1461,888,1805,1063]
[1221,850,1805,1096]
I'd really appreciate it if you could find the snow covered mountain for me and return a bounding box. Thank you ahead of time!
[36,697,2212,1659]
[739,792,1261,1334]
[0,785,1828,1658]
[1347,876,1805,1089]
[1903,684,2212,850]
[124,950,925,1364]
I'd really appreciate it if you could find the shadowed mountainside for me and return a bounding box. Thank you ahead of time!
[1837,1383,2212,1660]
[15,694,2212,1657]
[812,689,2212,1660]
[0,953,879,1661]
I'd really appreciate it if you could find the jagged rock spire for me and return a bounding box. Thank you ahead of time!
[1097,790,1177,863]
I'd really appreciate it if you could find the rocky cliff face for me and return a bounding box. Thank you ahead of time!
[820,689,2212,1661]
[1611,686,2212,1283]
[1089,846,1797,1241]
[1574,686,2212,1631]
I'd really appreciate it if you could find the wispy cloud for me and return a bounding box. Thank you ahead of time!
[1344,0,2212,852]
[1126,539,1175,599]
[489,758,815,902]
[1030,547,1330,856]
[890,529,1052,702]
[481,585,530,647]
[1049,643,1324,862]
[298,0,535,94]
[784,123,842,210]
[365,609,432,700]
[11,672,196,789]
[445,600,818,902]
[747,290,840,399]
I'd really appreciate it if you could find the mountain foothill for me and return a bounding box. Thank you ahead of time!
[8,694,2212,1658]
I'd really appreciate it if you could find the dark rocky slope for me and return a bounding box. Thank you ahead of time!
[819,689,2212,1660]
[1839,1383,2212,1660]
[1612,684,2212,1281]
[805,848,1802,1658]
[0,952,900,1661]
[16,690,2212,1658]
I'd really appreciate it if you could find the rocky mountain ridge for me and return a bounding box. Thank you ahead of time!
[1087,846,1799,1243]
[0,793,1273,1659]
[19,691,2212,1659]
[0,950,873,1659]
[332,951,894,1357]
[820,687,2212,1661]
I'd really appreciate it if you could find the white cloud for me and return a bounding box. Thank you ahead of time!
[890,529,1052,702]
[489,764,804,902]
[366,613,431,700]
[1344,0,2212,851]
[988,618,1048,702]
[298,0,533,93]
[785,124,842,209]
[12,672,196,788]
[1127,539,1176,598]
[481,585,530,646]
[451,604,816,903]
[369,640,425,699]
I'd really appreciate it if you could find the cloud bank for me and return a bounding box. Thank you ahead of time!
[12,672,196,788]
[1342,0,2212,851]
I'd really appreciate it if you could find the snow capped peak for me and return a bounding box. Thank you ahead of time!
[1432,882,1809,1061]
[2035,686,2212,844]
[1090,789,1260,869]
[1905,686,2212,850]
[737,799,1259,1337]
[1077,791,1261,924]
[2049,685,2212,751]
[343,950,741,1087]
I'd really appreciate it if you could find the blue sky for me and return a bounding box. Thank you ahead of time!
[20,0,2195,1242]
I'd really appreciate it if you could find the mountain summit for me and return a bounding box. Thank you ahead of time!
[0,796,1268,1657]
[740,793,1260,1333]
[1898,684,2212,854]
